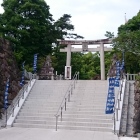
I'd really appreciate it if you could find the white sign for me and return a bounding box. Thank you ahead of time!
[65,66,71,80]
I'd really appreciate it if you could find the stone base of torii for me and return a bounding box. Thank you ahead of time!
[57,39,112,80]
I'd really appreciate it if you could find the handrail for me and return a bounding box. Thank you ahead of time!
[10,73,37,116]
[113,78,126,134]
[10,78,32,118]
[3,71,36,127]
[55,71,79,115]
[113,80,122,134]
[113,81,123,134]
[54,71,79,131]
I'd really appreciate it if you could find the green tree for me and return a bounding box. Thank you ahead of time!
[112,11,140,74]
[0,0,54,67]
[54,14,84,40]
[52,14,84,75]
[105,31,114,39]
[79,52,100,79]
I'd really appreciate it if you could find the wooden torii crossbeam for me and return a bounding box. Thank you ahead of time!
[57,39,112,80]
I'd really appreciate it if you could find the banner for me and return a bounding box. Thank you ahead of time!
[120,59,124,71]
[4,79,10,109]
[33,54,38,73]
[20,61,25,86]
[114,61,121,87]
[105,77,115,114]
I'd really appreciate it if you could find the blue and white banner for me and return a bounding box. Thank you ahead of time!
[114,61,121,87]
[105,77,115,114]
[33,54,38,73]
[20,61,25,86]
[120,59,124,71]
[4,79,10,109]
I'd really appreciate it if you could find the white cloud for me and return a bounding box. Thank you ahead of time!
[0,0,139,39]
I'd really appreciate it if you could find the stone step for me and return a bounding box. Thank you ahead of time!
[13,123,112,132]
[21,107,106,112]
[12,80,112,133]
[27,94,65,97]
[66,104,106,108]
[20,109,107,115]
[14,119,112,127]
[22,104,106,109]
[28,93,66,96]
[24,101,62,105]
[71,96,108,98]
[18,113,112,119]
[71,101,106,104]
[16,116,113,123]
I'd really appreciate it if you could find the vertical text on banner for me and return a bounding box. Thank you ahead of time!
[105,77,115,114]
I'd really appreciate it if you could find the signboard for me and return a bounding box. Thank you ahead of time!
[82,42,88,51]
[105,77,115,114]
[65,66,71,80]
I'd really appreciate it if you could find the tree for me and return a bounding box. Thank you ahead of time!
[112,11,140,74]
[0,0,54,67]
[79,52,100,79]
[0,0,84,74]
[113,11,140,53]
[54,14,84,40]
[51,14,84,75]
[105,31,114,39]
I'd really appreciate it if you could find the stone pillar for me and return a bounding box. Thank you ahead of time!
[100,43,105,80]
[66,44,71,66]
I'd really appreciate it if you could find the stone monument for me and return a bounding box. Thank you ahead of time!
[39,55,54,80]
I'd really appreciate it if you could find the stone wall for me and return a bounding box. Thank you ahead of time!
[133,78,140,134]
[0,38,21,119]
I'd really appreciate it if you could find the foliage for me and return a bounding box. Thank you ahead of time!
[0,0,118,79]
[136,75,140,81]
[104,31,114,39]
[0,0,55,68]
[109,11,140,74]
[0,0,83,72]
[54,14,84,40]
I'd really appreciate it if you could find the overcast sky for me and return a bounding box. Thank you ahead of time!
[0,0,139,40]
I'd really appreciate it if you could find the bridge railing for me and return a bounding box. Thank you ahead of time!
[54,71,79,131]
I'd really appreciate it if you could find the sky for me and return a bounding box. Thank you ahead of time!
[0,0,139,40]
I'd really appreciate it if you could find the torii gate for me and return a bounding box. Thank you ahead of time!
[57,39,112,80]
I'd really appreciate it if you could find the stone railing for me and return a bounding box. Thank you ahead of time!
[125,73,138,81]
[24,69,37,79]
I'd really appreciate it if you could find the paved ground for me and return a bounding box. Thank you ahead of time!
[0,127,119,140]
[120,137,138,140]
[0,127,138,140]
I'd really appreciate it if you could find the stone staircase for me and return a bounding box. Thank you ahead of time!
[13,80,113,132]
[119,81,134,136]
[58,80,113,131]
[13,80,71,129]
